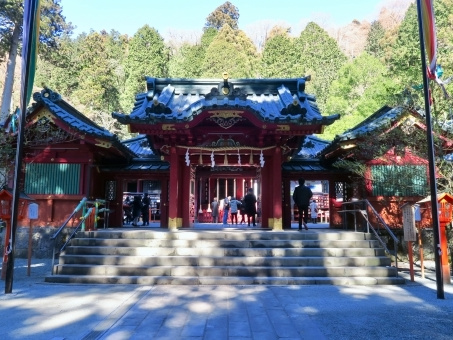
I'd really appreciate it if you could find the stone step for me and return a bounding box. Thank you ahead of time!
[52,264,398,277]
[63,246,386,257]
[57,255,392,267]
[45,275,406,285]
[76,230,376,241]
[45,229,404,286]
[69,238,380,249]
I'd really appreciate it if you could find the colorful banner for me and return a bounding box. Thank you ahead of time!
[420,0,437,78]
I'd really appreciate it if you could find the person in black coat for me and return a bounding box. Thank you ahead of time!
[292,178,313,231]
[132,195,142,226]
[243,188,257,227]
[141,193,150,226]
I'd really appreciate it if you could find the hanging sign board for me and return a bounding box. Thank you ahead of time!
[402,204,417,242]
[28,203,39,220]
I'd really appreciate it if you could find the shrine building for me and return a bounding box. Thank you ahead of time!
[15,75,439,232]
[109,75,339,229]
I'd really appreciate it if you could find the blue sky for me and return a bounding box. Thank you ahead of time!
[60,0,394,38]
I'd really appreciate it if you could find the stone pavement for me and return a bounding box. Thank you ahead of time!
[0,257,452,340]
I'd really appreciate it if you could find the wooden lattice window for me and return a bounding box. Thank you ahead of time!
[371,165,427,197]
[25,163,81,195]
[105,181,116,201]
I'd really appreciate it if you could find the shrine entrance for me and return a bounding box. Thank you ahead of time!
[194,166,260,224]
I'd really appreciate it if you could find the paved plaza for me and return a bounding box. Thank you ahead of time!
[0,255,452,340]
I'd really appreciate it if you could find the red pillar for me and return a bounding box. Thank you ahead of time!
[439,223,451,284]
[181,164,192,228]
[282,179,292,229]
[168,146,180,229]
[160,177,169,228]
[261,164,270,228]
[272,147,283,230]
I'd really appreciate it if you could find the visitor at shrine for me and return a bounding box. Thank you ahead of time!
[244,188,257,227]
[211,197,219,223]
[131,195,142,226]
[239,197,246,224]
[293,178,313,231]
[229,197,241,225]
[222,196,230,225]
[142,193,150,226]
[309,199,318,224]
[123,196,133,224]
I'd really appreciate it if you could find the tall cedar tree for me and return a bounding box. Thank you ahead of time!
[204,1,239,31]
[294,22,347,112]
[201,24,258,78]
[260,27,298,78]
[121,25,168,113]
[168,28,218,78]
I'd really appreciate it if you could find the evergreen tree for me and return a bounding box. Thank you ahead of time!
[168,43,204,78]
[364,21,386,59]
[70,32,121,129]
[204,1,239,31]
[168,28,217,78]
[323,53,399,140]
[0,0,72,122]
[260,27,297,78]
[294,22,347,111]
[121,25,168,113]
[386,4,421,88]
[201,24,258,78]
[35,33,79,98]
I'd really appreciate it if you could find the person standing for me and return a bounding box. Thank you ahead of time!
[293,178,313,231]
[222,196,230,225]
[239,197,246,224]
[141,193,150,226]
[131,195,143,227]
[229,197,241,225]
[244,188,257,227]
[211,197,219,223]
[309,199,318,224]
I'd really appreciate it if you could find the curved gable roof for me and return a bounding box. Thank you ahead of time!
[28,88,136,158]
[113,77,339,126]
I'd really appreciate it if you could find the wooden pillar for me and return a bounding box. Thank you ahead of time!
[168,146,180,230]
[328,178,338,227]
[440,223,451,284]
[160,177,169,228]
[181,164,192,228]
[272,147,283,230]
[260,165,270,228]
[282,178,292,229]
[113,178,123,227]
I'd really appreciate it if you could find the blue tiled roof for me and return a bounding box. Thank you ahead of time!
[113,77,339,125]
[296,135,331,159]
[121,135,154,158]
[333,106,405,142]
[444,154,453,162]
[100,160,170,172]
[30,88,135,157]
[282,161,329,172]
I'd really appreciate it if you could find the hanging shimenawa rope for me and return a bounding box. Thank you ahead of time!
[176,145,276,152]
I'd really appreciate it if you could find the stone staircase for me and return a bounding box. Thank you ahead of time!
[45,229,405,285]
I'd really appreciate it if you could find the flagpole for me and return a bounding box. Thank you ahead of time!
[4,0,39,294]
[416,0,444,299]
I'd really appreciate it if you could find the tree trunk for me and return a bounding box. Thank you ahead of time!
[0,24,20,124]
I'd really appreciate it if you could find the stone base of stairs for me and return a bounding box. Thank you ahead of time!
[45,229,405,285]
